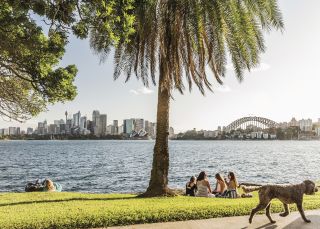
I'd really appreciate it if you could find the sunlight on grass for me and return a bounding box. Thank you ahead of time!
[0,192,320,229]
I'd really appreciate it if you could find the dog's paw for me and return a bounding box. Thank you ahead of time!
[304,219,311,223]
[270,220,276,224]
[279,212,289,217]
[249,218,252,224]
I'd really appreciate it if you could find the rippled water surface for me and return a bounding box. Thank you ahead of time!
[0,140,319,193]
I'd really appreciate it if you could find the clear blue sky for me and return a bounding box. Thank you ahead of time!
[1,0,320,132]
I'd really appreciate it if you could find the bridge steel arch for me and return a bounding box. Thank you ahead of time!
[225,116,278,132]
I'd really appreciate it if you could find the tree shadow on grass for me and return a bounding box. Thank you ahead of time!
[0,196,136,207]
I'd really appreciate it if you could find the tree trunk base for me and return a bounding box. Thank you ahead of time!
[138,187,177,198]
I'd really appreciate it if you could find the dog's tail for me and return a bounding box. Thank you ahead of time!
[242,186,261,193]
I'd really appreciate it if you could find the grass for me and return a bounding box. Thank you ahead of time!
[0,191,320,229]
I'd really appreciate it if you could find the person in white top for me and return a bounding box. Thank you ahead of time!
[195,171,215,198]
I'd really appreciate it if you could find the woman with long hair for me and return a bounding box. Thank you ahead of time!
[213,173,227,196]
[225,172,239,198]
[195,171,215,197]
[43,179,56,192]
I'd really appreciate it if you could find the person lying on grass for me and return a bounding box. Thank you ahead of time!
[43,179,62,192]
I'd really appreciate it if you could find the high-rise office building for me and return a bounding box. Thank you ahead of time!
[92,110,100,127]
[80,116,87,130]
[9,127,16,136]
[123,119,134,134]
[113,120,119,135]
[134,119,144,132]
[73,111,81,127]
[99,114,107,136]
[27,128,34,135]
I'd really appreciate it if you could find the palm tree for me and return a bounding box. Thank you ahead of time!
[90,0,283,197]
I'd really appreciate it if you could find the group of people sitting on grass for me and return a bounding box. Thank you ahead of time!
[186,171,247,198]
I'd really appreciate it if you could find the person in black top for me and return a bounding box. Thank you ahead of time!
[186,176,197,196]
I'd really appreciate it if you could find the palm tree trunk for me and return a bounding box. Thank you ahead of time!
[141,59,175,197]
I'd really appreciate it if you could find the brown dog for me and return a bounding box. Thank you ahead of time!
[243,180,318,224]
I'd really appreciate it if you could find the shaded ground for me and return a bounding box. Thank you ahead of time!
[107,210,320,229]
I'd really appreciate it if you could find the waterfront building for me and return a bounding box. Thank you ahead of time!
[48,124,58,134]
[16,127,20,135]
[118,125,124,134]
[3,128,9,135]
[73,111,81,127]
[86,120,93,134]
[59,124,66,134]
[123,119,134,134]
[289,117,299,127]
[299,118,312,132]
[0,129,4,136]
[315,127,320,137]
[66,119,72,135]
[27,127,33,135]
[80,116,87,130]
[134,118,144,132]
[106,125,113,135]
[92,110,100,127]
[113,120,119,135]
[263,133,269,139]
[99,114,107,136]
[9,127,17,136]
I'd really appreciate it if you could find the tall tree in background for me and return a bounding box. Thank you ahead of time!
[89,0,284,196]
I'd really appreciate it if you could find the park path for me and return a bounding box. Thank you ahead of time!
[105,209,320,229]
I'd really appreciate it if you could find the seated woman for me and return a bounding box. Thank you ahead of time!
[224,172,239,198]
[186,176,197,196]
[195,171,215,198]
[213,173,227,196]
[43,179,62,192]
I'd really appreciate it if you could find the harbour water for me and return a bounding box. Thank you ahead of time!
[0,140,319,193]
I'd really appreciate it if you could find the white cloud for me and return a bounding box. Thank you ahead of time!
[138,87,154,94]
[216,85,231,93]
[129,87,154,95]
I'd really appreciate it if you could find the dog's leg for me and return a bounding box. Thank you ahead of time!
[249,203,268,224]
[279,203,290,217]
[296,202,311,223]
[266,203,276,223]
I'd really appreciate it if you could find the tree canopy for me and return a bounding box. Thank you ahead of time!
[0,0,135,122]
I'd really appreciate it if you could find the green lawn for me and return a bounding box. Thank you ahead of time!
[0,192,320,229]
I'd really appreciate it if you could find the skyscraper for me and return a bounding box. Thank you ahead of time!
[92,110,100,127]
[134,119,144,132]
[99,114,107,136]
[73,111,81,127]
[113,120,119,135]
[123,119,134,134]
[80,116,87,130]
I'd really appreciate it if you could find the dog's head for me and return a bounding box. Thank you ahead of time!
[303,180,318,195]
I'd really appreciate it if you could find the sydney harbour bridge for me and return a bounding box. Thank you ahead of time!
[225,116,278,133]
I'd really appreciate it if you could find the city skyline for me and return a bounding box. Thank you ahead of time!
[1,1,320,133]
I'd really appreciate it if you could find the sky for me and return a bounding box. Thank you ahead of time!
[1,0,320,133]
